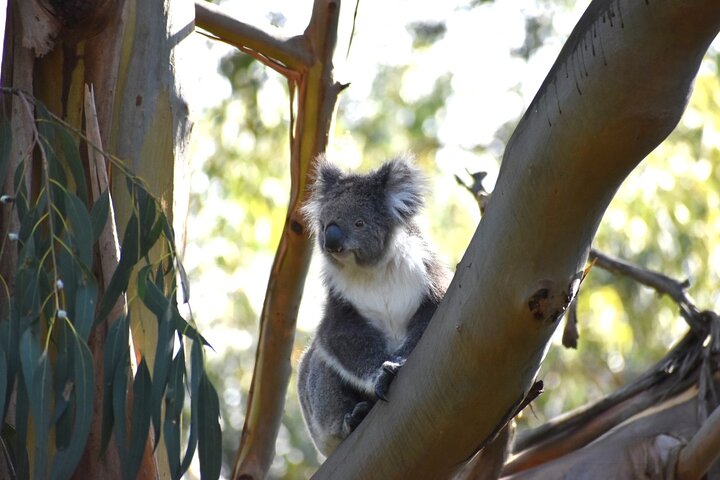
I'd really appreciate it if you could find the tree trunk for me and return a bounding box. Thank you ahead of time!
[0,0,194,477]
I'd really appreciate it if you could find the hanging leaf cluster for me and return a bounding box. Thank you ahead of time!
[0,89,221,480]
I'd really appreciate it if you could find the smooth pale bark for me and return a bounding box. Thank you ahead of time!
[315,1,720,478]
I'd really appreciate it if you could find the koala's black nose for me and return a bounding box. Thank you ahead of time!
[324,223,344,253]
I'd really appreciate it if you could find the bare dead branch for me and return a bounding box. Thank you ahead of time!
[506,331,706,475]
[589,249,704,333]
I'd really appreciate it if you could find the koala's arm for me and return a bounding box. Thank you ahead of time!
[393,297,439,360]
[316,296,393,398]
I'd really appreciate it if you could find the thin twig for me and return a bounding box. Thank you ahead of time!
[589,249,704,333]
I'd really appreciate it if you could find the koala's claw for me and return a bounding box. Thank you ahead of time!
[375,360,403,401]
[343,401,372,435]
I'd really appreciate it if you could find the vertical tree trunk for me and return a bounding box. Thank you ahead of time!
[0,0,194,477]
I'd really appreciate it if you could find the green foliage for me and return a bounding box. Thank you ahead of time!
[0,90,221,480]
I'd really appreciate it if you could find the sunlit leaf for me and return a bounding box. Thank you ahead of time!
[51,330,94,480]
[198,374,222,480]
[126,359,152,480]
[177,259,190,304]
[173,311,211,347]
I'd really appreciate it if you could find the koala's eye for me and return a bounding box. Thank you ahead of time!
[354,219,365,228]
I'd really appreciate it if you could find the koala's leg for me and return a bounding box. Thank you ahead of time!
[298,345,366,456]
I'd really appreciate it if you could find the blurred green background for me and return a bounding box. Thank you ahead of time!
[184,1,720,477]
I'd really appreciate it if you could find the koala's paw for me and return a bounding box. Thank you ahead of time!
[343,401,372,436]
[374,360,404,401]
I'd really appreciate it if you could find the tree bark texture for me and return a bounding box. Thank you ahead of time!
[315,1,720,478]
[0,0,194,477]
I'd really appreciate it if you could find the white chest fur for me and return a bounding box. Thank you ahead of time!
[323,231,430,350]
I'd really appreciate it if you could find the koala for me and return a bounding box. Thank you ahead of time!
[297,154,450,456]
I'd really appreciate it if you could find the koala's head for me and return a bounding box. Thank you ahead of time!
[302,154,427,268]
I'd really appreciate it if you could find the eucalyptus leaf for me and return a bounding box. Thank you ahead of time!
[179,340,203,476]
[112,352,130,468]
[137,266,175,449]
[52,319,72,449]
[0,351,7,427]
[163,348,185,479]
[0,307,19,422]
[100,314,129,456]
[14,372,30,480]
[30,351,53,479]
[54,123,88,205]
[73,274,98,342]
[198,374,222,480]
[150,304,174,449]
[0,119,11,190]
[90,189,110,243]
[63,190,93,268]
[96,213,139,324]
[126,360,152,480]
[19,328,41,398]
[51,330,95,480]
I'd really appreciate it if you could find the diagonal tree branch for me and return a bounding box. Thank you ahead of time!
[315,0,720,477]
[194,1,312,72]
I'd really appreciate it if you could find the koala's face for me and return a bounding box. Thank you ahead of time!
[303,155,426,268]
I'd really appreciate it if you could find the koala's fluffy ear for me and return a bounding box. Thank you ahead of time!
[378,155,427,221]
[301,154,344,234]
[312,154,344,196]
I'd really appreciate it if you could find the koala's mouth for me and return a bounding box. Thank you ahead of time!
[327,249,361,266]
[329,250,353,262]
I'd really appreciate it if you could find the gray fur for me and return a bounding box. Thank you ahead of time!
[298,155,449,456]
